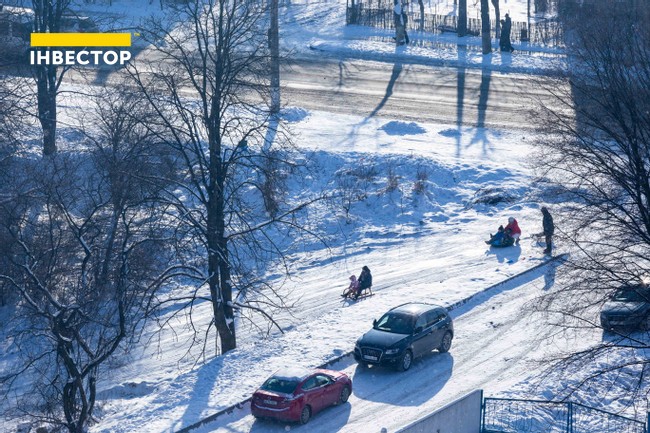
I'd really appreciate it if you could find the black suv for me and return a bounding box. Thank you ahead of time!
[354,303,453,371]
[600,284,650,331]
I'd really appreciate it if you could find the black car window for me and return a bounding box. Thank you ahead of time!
[376,312,414,334]
[261,377,299,394]
[302,376,317,391]
[78,18,97,32]
[414,314,427,330]
[612,287,650,302]
[425,309,442,326]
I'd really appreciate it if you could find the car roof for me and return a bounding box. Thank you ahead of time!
[0,5,34,15]
[0,5,34,23]
[618,283,649,290]
[271,367,312,382]
[389,302,444,316]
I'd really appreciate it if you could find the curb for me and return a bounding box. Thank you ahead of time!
[307,40,567,77]
[175,253,569,432]
[446,253,568,312]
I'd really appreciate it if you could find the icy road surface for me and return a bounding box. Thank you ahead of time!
[195,260,594,433]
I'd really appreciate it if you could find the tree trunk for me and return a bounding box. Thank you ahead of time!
[481,0,492,54]
[208,121,236,354]
[458,0,467,36]
[492,0,500,40]
[269,0,280,114]
[418,0,424,32]
[218,234,236,352]
[36,65,58,156]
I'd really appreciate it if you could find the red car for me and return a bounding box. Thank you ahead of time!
[251,367,352,424]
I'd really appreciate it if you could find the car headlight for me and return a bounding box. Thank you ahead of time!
[385,348,400,355]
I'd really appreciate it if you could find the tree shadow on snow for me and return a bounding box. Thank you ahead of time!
[176,356,225,431]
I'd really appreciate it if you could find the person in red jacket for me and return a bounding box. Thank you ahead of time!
[504,216,521,245]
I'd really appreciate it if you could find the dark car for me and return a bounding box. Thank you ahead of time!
[354,302,453,371]
[600,284,650,331]
[60,15,99,33]
[251,367,352,425]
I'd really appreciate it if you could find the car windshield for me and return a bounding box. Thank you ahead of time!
[260,377,299,394]
[613,287,650,302]
[375,312,413,334]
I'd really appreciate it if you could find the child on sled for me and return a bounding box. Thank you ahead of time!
[486,225,507,246]
[342,275,359,298]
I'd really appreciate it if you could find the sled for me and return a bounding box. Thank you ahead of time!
[485,236,515,248]
[341,286,374,301]
[529,232,550,250]
[530,232,545,243]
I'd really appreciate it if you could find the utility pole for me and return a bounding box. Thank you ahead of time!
[269,0,280,115]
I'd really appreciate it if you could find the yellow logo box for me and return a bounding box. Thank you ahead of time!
[31,33,131,47]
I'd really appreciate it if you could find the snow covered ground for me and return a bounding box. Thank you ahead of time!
[4,0,647,432]
[88,106,552,432]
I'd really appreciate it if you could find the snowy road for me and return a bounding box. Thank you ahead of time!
[196,261,591,433]
[281,57,563,129]
[65,52,564,131]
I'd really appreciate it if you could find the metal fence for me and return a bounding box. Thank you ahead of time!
[482,397,646,433]
[346,5,564,47]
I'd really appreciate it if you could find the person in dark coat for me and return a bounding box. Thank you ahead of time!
[541,207,554,254]
[503,13,514,52]
[355,266,372,300]
[499,19,508,51]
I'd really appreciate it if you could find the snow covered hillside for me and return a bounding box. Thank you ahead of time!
[3,0,648,432]
[86,107,551,433]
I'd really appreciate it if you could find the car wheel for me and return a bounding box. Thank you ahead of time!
[339,386,351,404]
[397,349,413,372]
[438,332,453,353]
[299,405,311,424]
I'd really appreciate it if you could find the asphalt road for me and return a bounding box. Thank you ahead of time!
[58,52,561,131]
[279,56,558,130]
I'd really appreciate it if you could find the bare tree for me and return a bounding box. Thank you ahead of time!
[481,0,491,54]
[129,0,323,355]
[530,2,650,404]
[417,0,424,32]
[491,0,501,41]
[30,0,73,156]
[0,77,25,307]
[458,0,467,37]
[269,0,280,114]
[0,88,175,433]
